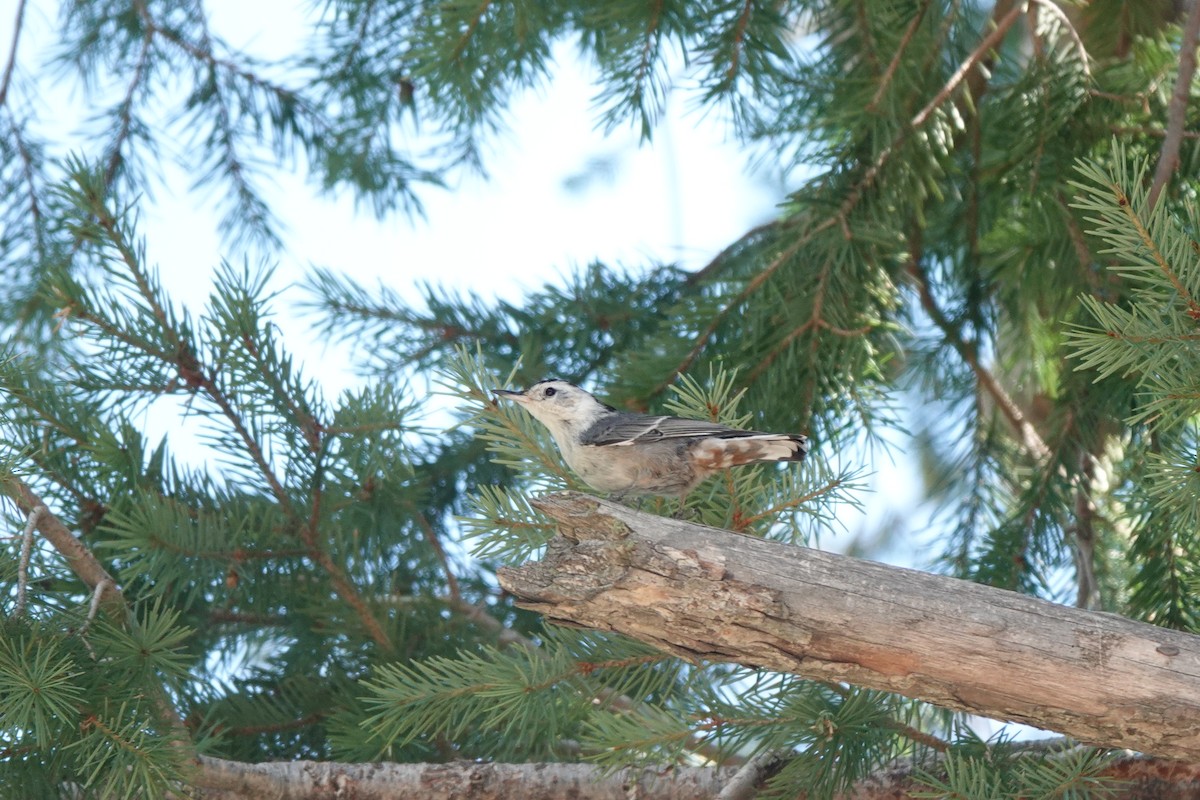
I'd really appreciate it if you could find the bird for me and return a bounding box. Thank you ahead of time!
[493,379,809,509]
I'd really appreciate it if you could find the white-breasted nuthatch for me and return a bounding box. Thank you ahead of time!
[493,379,809,504]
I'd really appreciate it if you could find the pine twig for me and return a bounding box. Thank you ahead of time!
[1028,0,1090,77]
[412,506,461,602]
[907,257,1053,463]
[14,503,42,616]
[866,0,932,111]
[1148,0,1200,210]
[102,28,152,187]
[1073,451,1099,609]
[2,478,125,614]
[78,578,114,657]
[0,0,26,108]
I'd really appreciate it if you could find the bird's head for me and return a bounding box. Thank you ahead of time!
[492,379,613,433]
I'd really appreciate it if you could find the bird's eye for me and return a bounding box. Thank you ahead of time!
[544,387,557,398]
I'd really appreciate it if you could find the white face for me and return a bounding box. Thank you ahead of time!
[499,380,608,428]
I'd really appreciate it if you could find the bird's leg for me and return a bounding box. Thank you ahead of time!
[671,494,697,520]
[609,491,644,510]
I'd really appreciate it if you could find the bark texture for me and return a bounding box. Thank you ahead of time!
[190,757,732,799]
[187,753,1200,800]
[497,492,1200,761]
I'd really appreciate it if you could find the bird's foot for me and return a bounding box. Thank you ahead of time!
[609,493,644,510]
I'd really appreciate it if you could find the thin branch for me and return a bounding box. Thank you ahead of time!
[1073,451,1099,609]
[907,258,1053,462]
[103,30,153,188]
[853,0,881,74]
[1028,0,1090,77]
[14,503,42,616]
[866,0,932,111]
[6,109,45,259]
[2,478,125,613]
[300,526,393,650]
[450,0,496,61]
[1148,0,1200,210]
[686,219,784,287]
[79,577,113,640]
[412,507,461,601]
[723,0,754,86]
[653,216,836,397]
[0,0,26,108]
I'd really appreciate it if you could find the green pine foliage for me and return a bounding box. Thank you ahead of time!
[3,0,1200,797]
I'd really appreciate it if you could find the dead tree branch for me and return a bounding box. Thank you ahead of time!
[498,492,1200,762]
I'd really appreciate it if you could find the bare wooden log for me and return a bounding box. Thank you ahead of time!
[497,492,1200,761]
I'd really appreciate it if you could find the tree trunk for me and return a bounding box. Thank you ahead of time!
[496,492,1200,761]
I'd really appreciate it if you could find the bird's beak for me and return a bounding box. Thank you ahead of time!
[492,388,529,403]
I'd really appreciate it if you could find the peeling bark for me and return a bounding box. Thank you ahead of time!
[497,492,1200,761]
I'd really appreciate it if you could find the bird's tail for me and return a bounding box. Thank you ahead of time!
[692,433,809,470]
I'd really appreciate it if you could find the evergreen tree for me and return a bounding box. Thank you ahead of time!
[3,1,1200,797]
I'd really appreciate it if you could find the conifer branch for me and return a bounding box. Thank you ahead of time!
[723,0,754,86]
[102,26,152,187]
[1148,0,1200,210]
[1106,179,1199,314]
[5,109,46,260]
[736,475,848,528]
[668,3,1023,398]
[686,220,780,286]
[13,502,41,616]
[852,0,881,75]
[0,479,193,746]
[300,522,393,650]
[654,216,835,395]
[138,8,304,114]
[908,257,1053,462]
[2,477,125,615]
[866,0,932,111]
[450,0,496,62]
[0,0,25,108]
[1028,0,1090,76]
[412,506,461,601]
[848,0,1024,216]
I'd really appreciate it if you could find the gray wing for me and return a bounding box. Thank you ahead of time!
[580,413,762,447]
